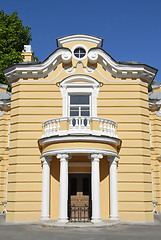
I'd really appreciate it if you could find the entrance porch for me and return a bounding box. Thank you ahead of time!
[40,153,119,224]
[38,116,121,224]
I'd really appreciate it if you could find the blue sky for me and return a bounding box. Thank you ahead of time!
[1,0,161,83]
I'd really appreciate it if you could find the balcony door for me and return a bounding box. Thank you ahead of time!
[69,94,91,117]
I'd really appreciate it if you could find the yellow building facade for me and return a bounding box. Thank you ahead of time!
[0,34,160,224]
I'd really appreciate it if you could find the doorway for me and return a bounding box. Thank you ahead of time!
[68,173,91,222]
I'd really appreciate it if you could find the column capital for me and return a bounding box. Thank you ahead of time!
[41,156,52,165]
[108,156,119,165]
[89,153,103,161]
[57,153,71,161]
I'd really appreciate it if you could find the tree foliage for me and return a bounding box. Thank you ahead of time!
[0,10,32,86]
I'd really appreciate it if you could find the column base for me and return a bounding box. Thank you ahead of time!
[109,216,119,221]
[58,218,68,223]
[40,217,50,221]
[91,218,102,223]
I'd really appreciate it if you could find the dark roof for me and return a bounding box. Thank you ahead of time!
[149,91,161,100]
[0,92,11,100]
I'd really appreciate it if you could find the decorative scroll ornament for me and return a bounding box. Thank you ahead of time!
[61,51,72,64]
[88,50,98,64]
[65,61,94,74]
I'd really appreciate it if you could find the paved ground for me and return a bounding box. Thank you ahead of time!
[0,216,161,240]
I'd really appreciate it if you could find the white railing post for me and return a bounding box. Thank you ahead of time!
[49,121,52,135]
[57,119,60,132]
[75,117,79,129]
[99,119,103,132]
[81,117,85,128]
[103,120,106,133]
[87,118,90,130]
[53,120,56,133]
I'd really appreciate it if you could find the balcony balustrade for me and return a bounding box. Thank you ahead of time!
[42,117,118,139]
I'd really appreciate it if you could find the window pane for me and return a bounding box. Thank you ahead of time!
[81,110,90,116]
[70,107,79,111]
[70,95,89,105]
[81,107,89,111]
[80,48,86,54]
[74,48,79,54]
[70,110,79,116]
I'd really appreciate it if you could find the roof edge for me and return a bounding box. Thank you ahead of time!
[57,34,103,47]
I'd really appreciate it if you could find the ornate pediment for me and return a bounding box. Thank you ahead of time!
[3,34,157,86]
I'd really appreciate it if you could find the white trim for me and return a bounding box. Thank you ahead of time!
[4,48,72,84]
[95,68,148,86]
[58,75,101,118]
[12,68,64,86]
[42,148,117,157]
[57,34,103,47]
[4,40,157,86]
[39,135,120,148]
[11,62,149,88]
[88,48,157,85]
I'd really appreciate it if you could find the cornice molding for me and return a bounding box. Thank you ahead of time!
[42,148,117,157]
[3,48,72,85]
[38,134,121,149]
[57,34,103,47]
[88,48,158,86]
[3,46,157,87]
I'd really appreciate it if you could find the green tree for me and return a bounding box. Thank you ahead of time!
[0,10,32,87]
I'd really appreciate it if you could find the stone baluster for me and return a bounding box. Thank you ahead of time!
[99,119,103,132]
[53,120,56,133]
[57,119,60,132]
[87,118,90,130]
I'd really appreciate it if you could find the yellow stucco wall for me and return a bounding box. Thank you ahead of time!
[150,112,161,212]
[0,85,10,213]
[5,39,154,222]
[0,111,10,213]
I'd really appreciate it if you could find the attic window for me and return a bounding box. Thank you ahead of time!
[74,48,86,59]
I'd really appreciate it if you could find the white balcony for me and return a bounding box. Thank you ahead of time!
[42,117,118,139]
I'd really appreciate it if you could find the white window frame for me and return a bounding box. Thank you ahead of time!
[58,75,102,118]
[68,92,91,117]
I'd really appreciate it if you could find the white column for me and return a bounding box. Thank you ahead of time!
[57,153,70,223]
[40,156,52,220]
[108,156,119,220]
[90,153,103,223]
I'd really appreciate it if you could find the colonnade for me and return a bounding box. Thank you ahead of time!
[40,153,119,223]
